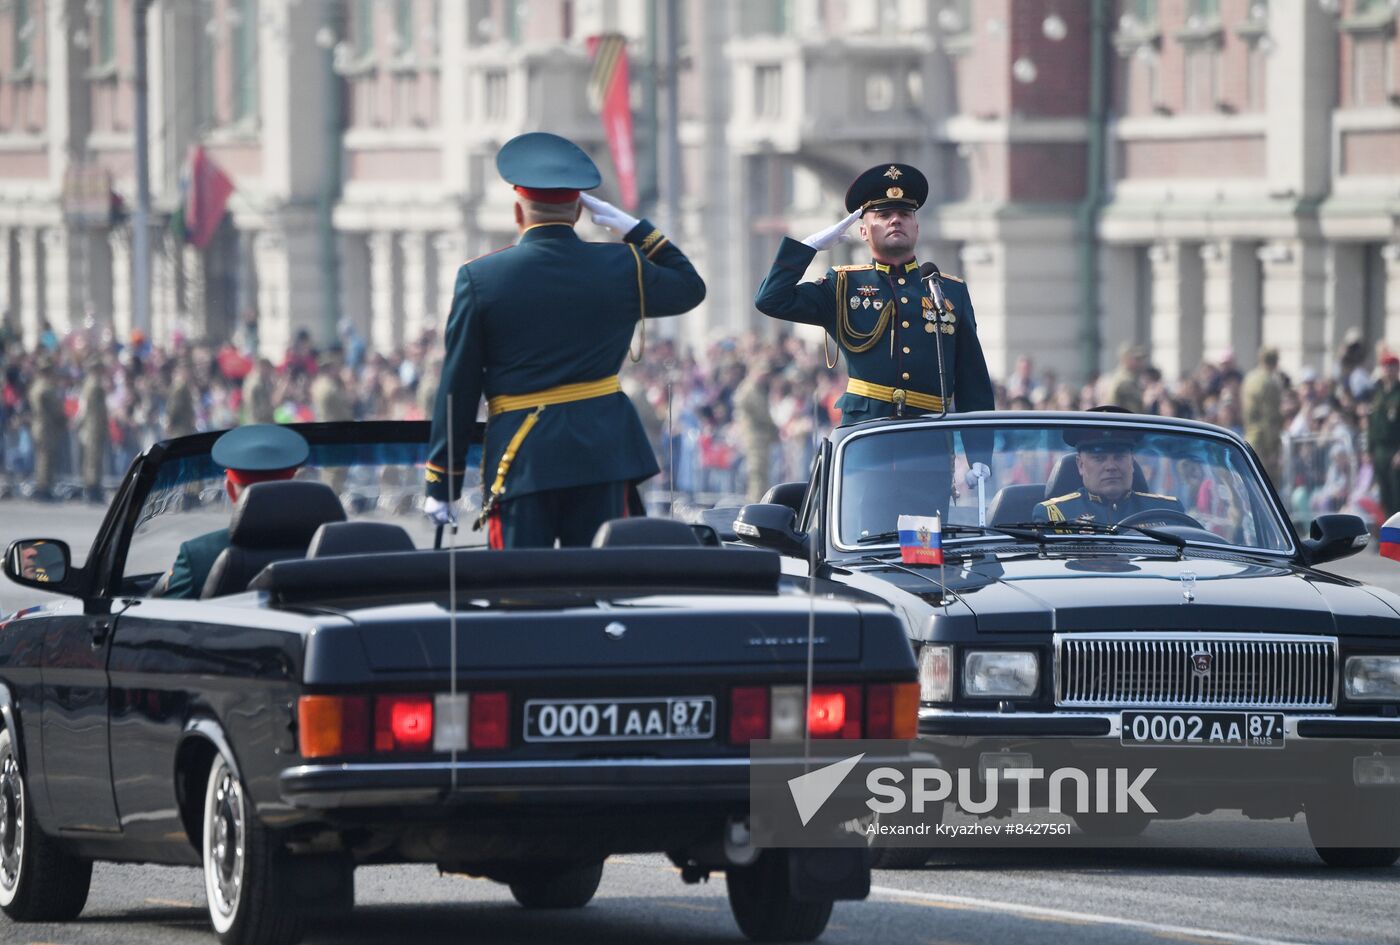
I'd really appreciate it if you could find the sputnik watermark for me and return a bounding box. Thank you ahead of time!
[786,754,1156,826]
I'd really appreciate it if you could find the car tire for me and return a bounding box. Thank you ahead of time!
[1071,811,1152,839]
[726,851,833,943]
[508,860,604,909]
[0,728,92,921]
[202,752,306,945]
[1307,793,1400,868]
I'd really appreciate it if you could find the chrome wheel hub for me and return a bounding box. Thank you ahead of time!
[0,755,23,891]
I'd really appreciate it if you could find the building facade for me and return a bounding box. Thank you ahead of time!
[0,0,1396,381]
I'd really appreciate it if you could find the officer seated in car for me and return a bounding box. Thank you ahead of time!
[1034,427,1184,526]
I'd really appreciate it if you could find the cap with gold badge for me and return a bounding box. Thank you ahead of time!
[844,163,929,215]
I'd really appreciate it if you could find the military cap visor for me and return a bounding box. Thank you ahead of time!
[496,132,602,202]
[1063,427,1141,453]
[845,163,929,215]
[211,423,311,473]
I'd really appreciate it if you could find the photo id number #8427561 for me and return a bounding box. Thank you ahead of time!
[1121,711,1285,749]
[524,696,715,743]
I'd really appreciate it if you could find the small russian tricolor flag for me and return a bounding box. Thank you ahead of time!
[1381,513,1400,562]
[898,514,943,565]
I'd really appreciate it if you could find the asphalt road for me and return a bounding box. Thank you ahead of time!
[0,501,1396,945]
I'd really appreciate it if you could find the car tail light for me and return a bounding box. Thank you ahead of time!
[374,695,434,752]
[866,682,921,739]
[809,685,862,739]
[469,692,510,749]
[729,687,770,745]
[298,695,369,758]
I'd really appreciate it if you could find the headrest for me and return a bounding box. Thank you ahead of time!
[307,521,415,558]
[592,517,701,548]
[228,480,346,548]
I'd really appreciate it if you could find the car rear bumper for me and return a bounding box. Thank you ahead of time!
[918,710,1400,741]
[280,756,756,809]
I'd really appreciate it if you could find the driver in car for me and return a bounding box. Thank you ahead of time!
[1034,428,1184,525]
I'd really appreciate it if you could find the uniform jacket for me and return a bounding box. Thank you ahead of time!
[754,237,995,424]
[161,528,230,600]
[426,219,706,502]
[1033,490,1185,525]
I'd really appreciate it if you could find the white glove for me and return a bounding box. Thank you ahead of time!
[424,496,457,526]
[964,462,991,490]
[580,193,640,237]
[800,209,862,251]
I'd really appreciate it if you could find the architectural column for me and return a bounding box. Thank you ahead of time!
[1097,244,1143,377]
[253,213,325,358]
[181,242,208,339]
[1383,243,1400,350]
[338,233,372,343]
[368,230,403,355]
[1147,241,1205,381]
[431,231,466,334]
[399,231,431,344]
[1325,243,1366,359]
[150,232,183,344]
[17,228,45,349]
[0,227,16,336]
[41,226,84,335]
[1259,239,1328,376]
[1200,240,1261,368]
[109,229,132,342]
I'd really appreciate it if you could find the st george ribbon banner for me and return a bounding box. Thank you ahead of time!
[587,33,638,210]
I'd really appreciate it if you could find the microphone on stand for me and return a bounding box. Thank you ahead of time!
[918,262,949,418]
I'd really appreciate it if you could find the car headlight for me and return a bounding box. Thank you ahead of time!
[919,645,953,703]
[1345,656,1400,701]
[963,651,1039,698]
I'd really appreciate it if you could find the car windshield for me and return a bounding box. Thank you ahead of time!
[833,420,1293,554]
[122,430,485,589]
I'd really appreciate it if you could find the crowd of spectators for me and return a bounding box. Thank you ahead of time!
[0,319,1393,529]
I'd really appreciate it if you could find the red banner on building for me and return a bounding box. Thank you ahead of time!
[587,33,638,210]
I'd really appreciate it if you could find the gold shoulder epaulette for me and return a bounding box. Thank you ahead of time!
[1134,491,1178,501]
[941,273,964,283]
[832,264,875,272]
[464,246,511,265]
[1044,491,1082,505]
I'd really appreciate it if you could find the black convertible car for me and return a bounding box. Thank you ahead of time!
[0,421,917,945]
[733,410,1400,866]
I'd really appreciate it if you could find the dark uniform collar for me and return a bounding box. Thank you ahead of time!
[873,259,920,275]
[518,222,581,244]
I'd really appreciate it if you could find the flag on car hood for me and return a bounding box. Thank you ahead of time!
[898,514,942,565]
[1382,513,1400,562]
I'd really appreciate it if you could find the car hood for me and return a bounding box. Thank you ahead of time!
[848,551,1400,638]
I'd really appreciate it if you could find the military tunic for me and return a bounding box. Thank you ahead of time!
[426,219,706,546]
[754,238,995,424]
[158,528,230,600]
[1033,490,1186,526]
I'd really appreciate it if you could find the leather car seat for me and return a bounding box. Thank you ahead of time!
[201,480,346,597]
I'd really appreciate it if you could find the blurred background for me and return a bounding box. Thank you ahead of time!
[0,0,1397,527]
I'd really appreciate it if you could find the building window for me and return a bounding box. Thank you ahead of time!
[232,0,259,122]
[507,0,526,43]
[755,64,782,119]
[484,69,508,119]
[866,73,894,112]
[394,0,414,55]
[1188,0,1220,17]
[743,0,791,37]
[1128,0,1158,27]
[97,0,116,67]
[355,0,374,56]
[1184,44,1220,112]
[14,0,33,71]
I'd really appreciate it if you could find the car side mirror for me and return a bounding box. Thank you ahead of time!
[4,539,73,590]
[1302,514,1369,565]
[733,503,809,557]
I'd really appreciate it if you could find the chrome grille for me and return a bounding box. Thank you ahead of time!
[1054,633,1337,709]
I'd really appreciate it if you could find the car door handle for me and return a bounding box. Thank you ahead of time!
[90,620,110,647]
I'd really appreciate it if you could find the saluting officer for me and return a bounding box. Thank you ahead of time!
[755,163,995,515]
[1034,427,1184,526]
[423,132,706,548]
[154,424,310,599]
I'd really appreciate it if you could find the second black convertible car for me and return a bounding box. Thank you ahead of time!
[734,410,1400,867]
[0,422,917,945]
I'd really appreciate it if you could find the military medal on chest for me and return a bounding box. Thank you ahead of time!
[921,296,938,333]
[854,284,880,311]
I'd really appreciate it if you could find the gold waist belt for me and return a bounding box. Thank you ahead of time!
[846,378,945,413]
[487,375,622,417]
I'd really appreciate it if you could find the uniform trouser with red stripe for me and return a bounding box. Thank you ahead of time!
[487,480,631,549]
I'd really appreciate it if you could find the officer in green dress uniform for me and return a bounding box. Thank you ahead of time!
[153,424,310,598]
[423,132,706,548]
[1034,427,1184,525]
[754,163,996,516]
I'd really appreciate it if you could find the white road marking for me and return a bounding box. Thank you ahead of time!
[870,885,1315,945]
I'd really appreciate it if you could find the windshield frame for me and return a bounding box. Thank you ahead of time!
[827,415,1299,560]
